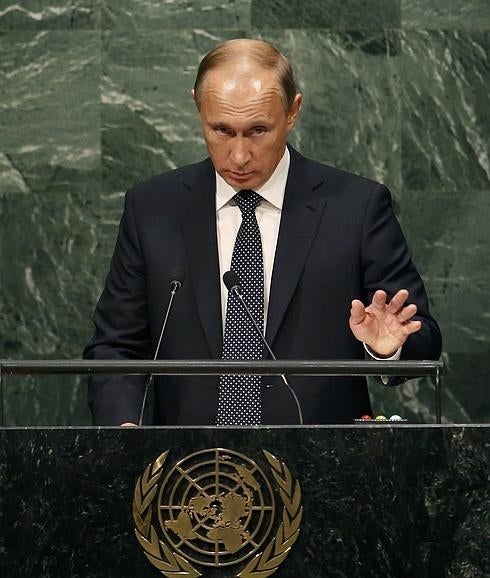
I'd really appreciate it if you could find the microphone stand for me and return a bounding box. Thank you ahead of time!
[138,278,182,426]
[229,283,304,426]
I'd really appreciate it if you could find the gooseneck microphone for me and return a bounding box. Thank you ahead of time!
[223,270,304,425]
[137,265,185,426]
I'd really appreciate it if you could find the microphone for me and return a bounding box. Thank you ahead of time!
[223,271,304,425]
[137,265,185,426]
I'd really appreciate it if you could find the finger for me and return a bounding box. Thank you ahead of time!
[370,290,387,313]
[386,289,410,314]
[397,303,418,323]
[403,320,422,335]
[350,299,367,324]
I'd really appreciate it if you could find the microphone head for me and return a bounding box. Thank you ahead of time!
[170,265,185,286]
[223,270,241,292]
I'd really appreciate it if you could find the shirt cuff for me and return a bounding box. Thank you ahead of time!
[363,344,402,385]
[363,343,401,361]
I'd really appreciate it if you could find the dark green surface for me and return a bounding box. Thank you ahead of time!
[401,30,489,191]
[402,0,490,29]
[103,0,250,29]
[0,2,488,425]
[0,0,100,29]
[0,426,488,577]
[252,0,401,29]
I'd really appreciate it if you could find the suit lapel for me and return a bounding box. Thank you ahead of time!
[266,149,328,347]
[177,150,328,356]
[179,159,223,358]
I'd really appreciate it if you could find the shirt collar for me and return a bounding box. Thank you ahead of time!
[215,147,290,211]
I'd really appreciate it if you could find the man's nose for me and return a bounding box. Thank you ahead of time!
[230,137,251,167]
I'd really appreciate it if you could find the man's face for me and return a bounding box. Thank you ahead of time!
[196,64,302,191]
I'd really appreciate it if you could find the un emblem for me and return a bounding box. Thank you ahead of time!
[133,448,302,577]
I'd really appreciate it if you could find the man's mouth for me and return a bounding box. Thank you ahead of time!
[230,171,253,179]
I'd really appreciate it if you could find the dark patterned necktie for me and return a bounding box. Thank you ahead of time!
[217,190,264,426]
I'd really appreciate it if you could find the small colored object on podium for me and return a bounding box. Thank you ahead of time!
[353,414,408,423]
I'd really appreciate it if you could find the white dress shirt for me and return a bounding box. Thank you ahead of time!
[216,147,289,330]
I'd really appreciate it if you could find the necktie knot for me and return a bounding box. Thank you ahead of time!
[234,190,262,215]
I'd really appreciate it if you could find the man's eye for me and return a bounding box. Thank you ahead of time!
[215,127,230,135]
[253,127,266,135]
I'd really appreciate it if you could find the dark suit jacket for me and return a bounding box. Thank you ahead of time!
[84,147,441,425]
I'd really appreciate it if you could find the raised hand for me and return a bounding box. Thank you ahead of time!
[349,289,422,357]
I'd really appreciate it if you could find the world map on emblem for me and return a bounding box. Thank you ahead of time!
[157,448,275,567]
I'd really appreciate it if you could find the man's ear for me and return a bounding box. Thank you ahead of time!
[191,88,201,112]
[287,93,303,129]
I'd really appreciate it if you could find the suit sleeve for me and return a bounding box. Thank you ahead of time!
[83,187,151,425]
[361,183,442,364]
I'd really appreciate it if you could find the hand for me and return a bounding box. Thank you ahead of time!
[349,289,422,357]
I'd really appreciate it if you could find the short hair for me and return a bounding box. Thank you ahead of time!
[193,39,298,111]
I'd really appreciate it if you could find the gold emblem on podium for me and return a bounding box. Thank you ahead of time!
[132,448,302,577]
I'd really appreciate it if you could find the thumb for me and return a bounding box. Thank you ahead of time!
[350,299,367,325]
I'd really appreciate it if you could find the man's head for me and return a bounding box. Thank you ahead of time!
[193,39,302,190]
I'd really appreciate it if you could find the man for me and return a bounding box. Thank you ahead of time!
[84,39,441,426]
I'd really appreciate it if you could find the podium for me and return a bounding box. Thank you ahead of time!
[0,425,488,577]
[0,360,487,577]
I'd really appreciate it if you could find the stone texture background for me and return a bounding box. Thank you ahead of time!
[0,1,488,425]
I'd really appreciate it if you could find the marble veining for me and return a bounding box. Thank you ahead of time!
[0,1,488,425]
[402,0,490,29]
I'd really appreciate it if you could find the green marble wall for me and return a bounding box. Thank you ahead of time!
[0,1,488,425]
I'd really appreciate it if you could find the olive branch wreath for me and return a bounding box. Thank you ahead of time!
[132,449,302,578]
[133,451,201,578]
